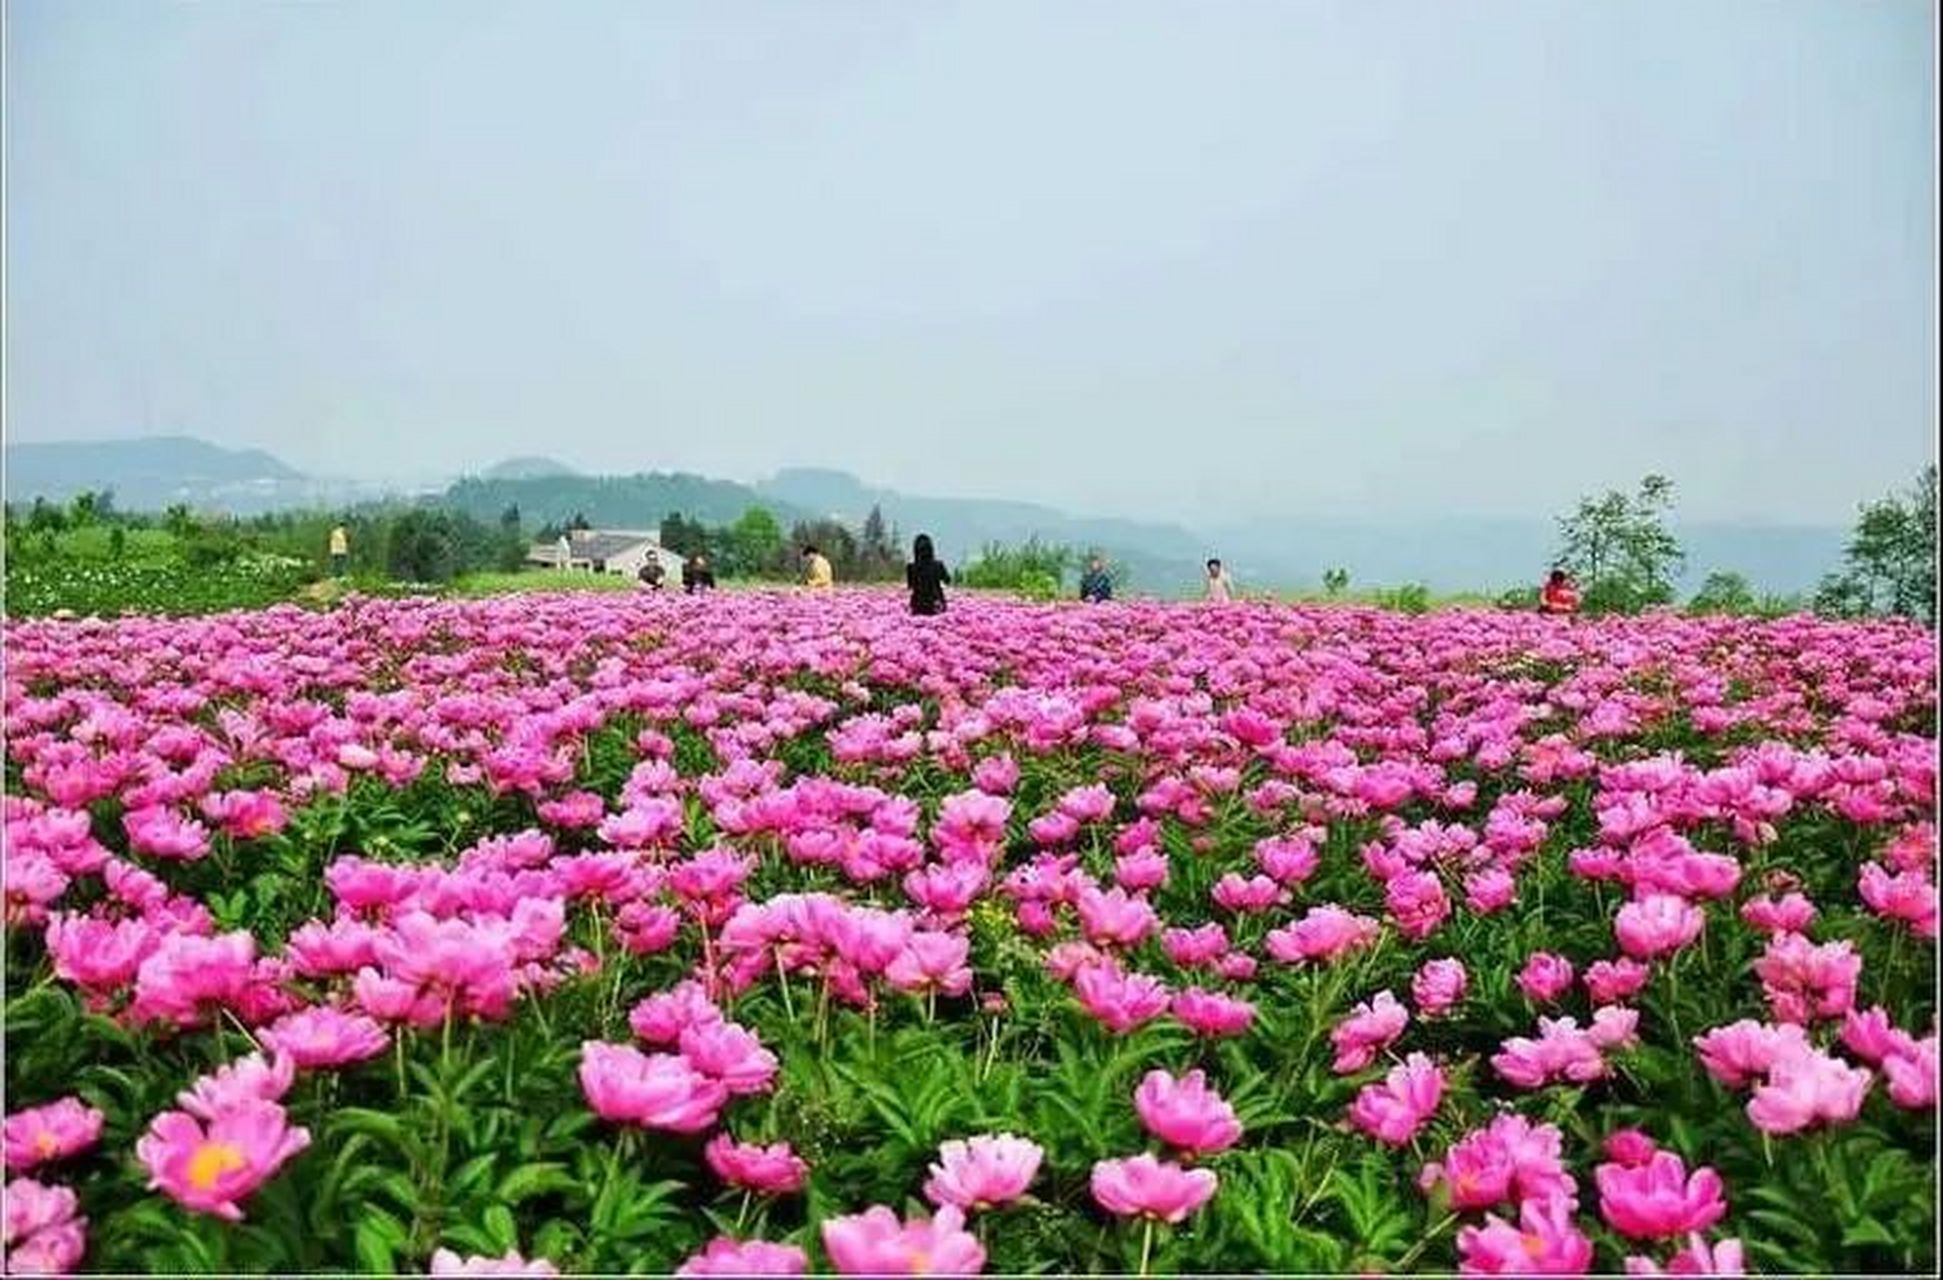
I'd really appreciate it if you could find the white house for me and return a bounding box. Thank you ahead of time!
[527,529,684,581]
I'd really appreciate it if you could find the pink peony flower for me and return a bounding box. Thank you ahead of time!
[1585,958,1651,1006]
[677,1238,809,1276]
[136,1100,311,1221]
[1330,991,1409,1074]
[1264,905,1381,964]
[577,1042,728,1133]
[704,1135,808,1196]
[1171,987,1256,1038]
[1412,959,1468,1017]
[1347,1052,1445,1146]
[1614,894,1705,960]
[1882,1036,1937,1110]
[1746,1048,1872,1135]
[1603,1128,1659,1167]
[629,981,724,1045]
[1133,1069,1242,1157]
[679,1021,780,1096]
[1693,1019,1813,1089]
[1456,1194,1593,1275]
[3,1099,104,1173]
[1516,953,1576,1005]
[922,1133,1043,1210]
[820,1203,986,1275]
[1858,863,1938,938]
[1623,1233,1746,1276]
[3,1176,87,1275]
[258,1008,389,1071]
[1595,1151,1729,1240]
[1072,964,1171,1035]
[428,1248,560,1276]
[1089,1154,1219,1223]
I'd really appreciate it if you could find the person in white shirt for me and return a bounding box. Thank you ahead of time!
[1204,558,1234,602]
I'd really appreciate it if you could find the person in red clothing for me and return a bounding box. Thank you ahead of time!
[1539,568,1581,615]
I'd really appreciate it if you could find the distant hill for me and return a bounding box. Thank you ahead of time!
[479,456,580,481]
[442,472,813,531]
[2,435,325,514]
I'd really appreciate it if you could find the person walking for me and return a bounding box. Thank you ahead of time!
[328,524,350,576]
[802,544,834,590]
[1539,567,1581,616]
[906,533,950,616]
[1204,558,1234,603]
[1079,554,1113,603]
[683,554,716,594]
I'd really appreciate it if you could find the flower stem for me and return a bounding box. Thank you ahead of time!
[1137,1217,1156,1277]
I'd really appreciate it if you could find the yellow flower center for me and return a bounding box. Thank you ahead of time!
[187,1140,247,1191]
[1521,1234,1547,1259]
[35,1131,60,1157]
[908,1251,932,1274]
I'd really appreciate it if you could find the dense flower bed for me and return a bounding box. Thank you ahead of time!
[3,593,1935,1275]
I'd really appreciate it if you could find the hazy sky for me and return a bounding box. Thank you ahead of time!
[6,0,1935,525]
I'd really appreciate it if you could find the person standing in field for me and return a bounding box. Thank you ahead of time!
[637,557,666,591]
[328,524,350,576]
[802,544,834,590]
[1204,558,1234,603]
[906,533,950,616]
[1540,567,1581,616]
[683,554,716,594]
[1080,555,1113,603]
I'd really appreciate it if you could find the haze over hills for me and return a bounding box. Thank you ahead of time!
[3,436,1850,595]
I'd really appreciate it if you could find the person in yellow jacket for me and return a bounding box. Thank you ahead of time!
[328,525,350,576]
[801,544,834,590]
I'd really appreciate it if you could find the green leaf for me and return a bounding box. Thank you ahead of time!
[354,1217,401,1276]
[499,1161,580,1206]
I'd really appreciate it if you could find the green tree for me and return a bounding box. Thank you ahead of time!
[386,509,463,583]
[659,513,710,558]
[67,490,103,527]
[1815,465,1936,625]
[1554,474,1686,614]
[1322,567,1351,597]
[1687,570,1757,616]
[959,538,1076,600]
[725,506,786,578]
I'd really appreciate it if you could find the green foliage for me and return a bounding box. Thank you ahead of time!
[1815,464,1936,625]
[1554,473,1686,614]
[1686,570,1757,616]
[1321,567,1351,597]
[1372,582,1431,614]
[722,506,786,578]
[959,538,1076,600]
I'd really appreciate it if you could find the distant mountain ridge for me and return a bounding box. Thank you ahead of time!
[478,456,580,481]
[3,435,1849,595]
[3,435,330,513]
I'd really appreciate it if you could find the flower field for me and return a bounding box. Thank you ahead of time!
[3,592,1936,1276]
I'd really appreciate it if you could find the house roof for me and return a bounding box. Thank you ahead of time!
[528,529,664,560]
[572,532,656,560]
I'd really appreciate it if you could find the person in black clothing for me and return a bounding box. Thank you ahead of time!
[906,533,950,615]
[637,557,666,591]
[1079,554,1113,603]
[682,554,716,594]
